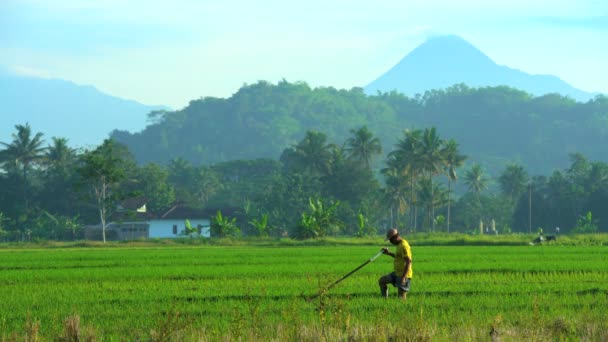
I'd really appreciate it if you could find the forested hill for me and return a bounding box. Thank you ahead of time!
[111,81,608,176]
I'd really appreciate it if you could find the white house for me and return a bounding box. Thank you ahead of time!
[148,218,210,238]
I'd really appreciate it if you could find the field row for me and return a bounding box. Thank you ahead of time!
[1,245,607,339]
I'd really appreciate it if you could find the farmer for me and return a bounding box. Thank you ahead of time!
[379,228,412,300]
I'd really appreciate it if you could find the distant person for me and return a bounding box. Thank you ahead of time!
[556,227,560,235]
[379,228,412,300]
[531,231,545,244]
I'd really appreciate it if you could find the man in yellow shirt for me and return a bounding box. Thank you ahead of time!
[378,228,412,299]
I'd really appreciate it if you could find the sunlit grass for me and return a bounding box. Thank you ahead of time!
[1,238,607,340]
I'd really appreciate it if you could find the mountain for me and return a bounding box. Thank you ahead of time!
[0,71,169,148]
[365,35,597,102]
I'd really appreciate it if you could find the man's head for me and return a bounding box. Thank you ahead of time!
[385,228,401,245]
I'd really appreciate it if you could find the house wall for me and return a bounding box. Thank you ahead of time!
[115,223,149,240]
[148,219,210,238]
[83,222,149,241]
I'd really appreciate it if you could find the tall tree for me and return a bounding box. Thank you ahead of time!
[381,167,409,229]
[45,137,76,168]
[0,123,47,210]
[40,137,80,216]
[136,163,176,213]
[464,164,490,196]
[441,139,467,233]
[77,139,131,243]
[345,126,382,170]
[167,157,197,205]
[290,130,335,177]
[464,163,490,228]
[194,166,222,207]
[498,163,529,202]
[417,178,448,231]
[387,129,424,230]
[419,127,445,231]
[566,153,590,220]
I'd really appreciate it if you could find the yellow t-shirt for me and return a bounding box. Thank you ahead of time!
[394,239,413,278]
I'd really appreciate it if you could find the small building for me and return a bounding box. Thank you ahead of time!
[148,218,210,238]
[82,203,244,241]
[150,205,210,238]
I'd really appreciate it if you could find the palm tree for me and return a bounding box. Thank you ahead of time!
[417,178,448,231]
[441,139,467,233]
[380,166,409,228]
[45,137,77,172]
[345,126,382,170]
[418,127,446,231]
[464,163,490,196]
[464,163,490,227]
[498,163,529,202]
[0,123,47,209]
[42,137,79,215]
[293,130,335,177]
[387,129,424,231]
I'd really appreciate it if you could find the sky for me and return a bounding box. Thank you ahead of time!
[1,0,607,109]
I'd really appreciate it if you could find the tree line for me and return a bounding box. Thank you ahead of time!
[0,123,605,242]
[111,81,608,178]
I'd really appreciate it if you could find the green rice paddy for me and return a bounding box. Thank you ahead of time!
[1,242,607,340]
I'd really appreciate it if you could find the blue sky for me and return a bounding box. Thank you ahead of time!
[1,0,606,109]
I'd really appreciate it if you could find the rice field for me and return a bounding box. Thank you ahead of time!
[1,242,607,340]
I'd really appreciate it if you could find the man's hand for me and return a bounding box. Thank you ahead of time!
[381,247,390,255]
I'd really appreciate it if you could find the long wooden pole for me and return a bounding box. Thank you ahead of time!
[306,250,384,301]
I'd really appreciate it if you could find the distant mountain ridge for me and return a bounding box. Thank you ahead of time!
[365,35,597,101]
[0,70,169,148]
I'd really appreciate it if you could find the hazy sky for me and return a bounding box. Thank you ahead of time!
[1,0,606,109]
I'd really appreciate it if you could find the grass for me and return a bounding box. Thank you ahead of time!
[2,232,607,249]
[1,235,607,340]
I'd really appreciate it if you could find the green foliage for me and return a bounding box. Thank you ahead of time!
[294,197,344,239]
[111,82,608,180]
[572,211,598,234]
[464,163,490,195]
[435,215,445,228]
[135,163,175,213]
[38,211,82,240]
[0,123,47,212]
[345,126,383,170]
[248,213,269,237]
[210,211,240,238]
[181,219,198,238]
[77,139,134,243]
[3,85,608,241]
[354,212,376,237]
[0,211,7,240]
[498,163,529,202]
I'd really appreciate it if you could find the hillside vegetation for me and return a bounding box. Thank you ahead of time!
[112,81,608,176]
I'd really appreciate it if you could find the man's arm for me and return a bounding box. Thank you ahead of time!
[381,247,395,258]
[401,256,411,284]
